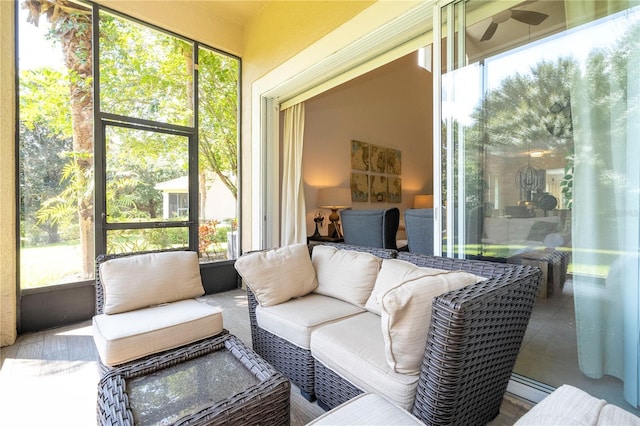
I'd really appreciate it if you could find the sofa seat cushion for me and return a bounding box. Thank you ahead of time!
[514,384,607,425]
[93,299,223,366]
[310,312,419,410]
[306,393,423,425]
[234,243,318,307]
[256,294,365,350]
[312,245,381,307]
[599,404,640,425]
[100,251,204,314]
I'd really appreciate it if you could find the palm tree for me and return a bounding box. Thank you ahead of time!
[22,0,95,278]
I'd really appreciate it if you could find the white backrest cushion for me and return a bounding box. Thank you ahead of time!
[365,259,450,315]
[234,243,318,307]
[380,271,483,374]
[100,251,204,315]
[312,245,381,307]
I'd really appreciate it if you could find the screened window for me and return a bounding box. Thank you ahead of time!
[17,1,240,290]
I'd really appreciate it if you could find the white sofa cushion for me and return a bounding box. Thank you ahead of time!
[515,384,608,425]
[599,404,640,425]
[100,251,204,315]
[380,271,483,374]
[256,294,365,349]
[365,259,450,315]
[92,299,223,366]
[306,393,423,425]
[234,243,318,307]
[310,312,419,410]
[312,245,381,307]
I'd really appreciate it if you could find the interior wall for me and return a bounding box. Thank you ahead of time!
[302,51,433,236]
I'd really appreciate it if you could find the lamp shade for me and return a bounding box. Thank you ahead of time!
[318,187,351,209]
[414,194,434,209]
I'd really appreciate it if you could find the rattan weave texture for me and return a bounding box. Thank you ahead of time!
[97,333,291,426]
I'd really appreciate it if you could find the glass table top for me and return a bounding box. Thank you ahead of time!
[127,349,260,425]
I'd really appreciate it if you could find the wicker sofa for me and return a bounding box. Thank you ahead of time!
[236,243,541,425]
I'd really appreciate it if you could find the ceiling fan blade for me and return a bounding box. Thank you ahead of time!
[510,10,549,26]
[481,21,499,41]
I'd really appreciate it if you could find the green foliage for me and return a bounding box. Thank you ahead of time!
[99,13,193,125]
[19,68,73,137]
[198,47,239,198]
[560,156,574,210]
[35,151,93,227]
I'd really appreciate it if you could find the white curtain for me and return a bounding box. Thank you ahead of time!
[569,2,640,407]
[281,103,307,245]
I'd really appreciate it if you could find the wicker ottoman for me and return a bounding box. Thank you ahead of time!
[97,333,290,425]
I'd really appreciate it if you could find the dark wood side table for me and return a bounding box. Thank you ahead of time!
[307,235,344,244]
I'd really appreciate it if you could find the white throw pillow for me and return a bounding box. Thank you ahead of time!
[234,243,318,307]
[312,245,381,307]
[365,259,450,315]
[380,271,483,374]
[100,251,204,315]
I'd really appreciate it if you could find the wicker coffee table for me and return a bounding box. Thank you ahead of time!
[97,333,290,425]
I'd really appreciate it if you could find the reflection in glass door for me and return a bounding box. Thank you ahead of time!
[437,0,640,413]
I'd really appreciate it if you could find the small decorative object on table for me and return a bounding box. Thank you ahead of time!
[312,211,325,238]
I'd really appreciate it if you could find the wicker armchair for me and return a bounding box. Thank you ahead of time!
[93,250,225,374]
[246,244,540,425]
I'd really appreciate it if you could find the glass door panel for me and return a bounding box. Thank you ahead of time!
[103,124,191,254]
[439,0,640,413]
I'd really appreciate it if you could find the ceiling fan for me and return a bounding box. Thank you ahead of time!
[480,5,549,41]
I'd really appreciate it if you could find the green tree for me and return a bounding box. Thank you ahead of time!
[23,0,94,278]
[19,67,73,244]
[198,48,239,199]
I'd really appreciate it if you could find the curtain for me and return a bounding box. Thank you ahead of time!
[569,2,640,407]
[281,103,307,245]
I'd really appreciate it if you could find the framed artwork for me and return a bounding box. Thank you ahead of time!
[370,175,387,203]
[351,140,370,171]
[387,148,401,175]
[349,140,401,204]
[387,177,402,203]
[350,173,369,202]
[370,145,387,173]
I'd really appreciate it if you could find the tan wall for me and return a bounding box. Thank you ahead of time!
[94,1,245,56]
[0,0,17,346]
[302,51,433,235]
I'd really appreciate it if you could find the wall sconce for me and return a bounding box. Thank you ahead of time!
[318,187,351,238]
[414,194,434,209]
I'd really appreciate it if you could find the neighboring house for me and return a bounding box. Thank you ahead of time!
[154,174,236,223]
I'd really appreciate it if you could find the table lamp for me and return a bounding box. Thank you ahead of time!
[318,187,351,238]
[414,194,434,209]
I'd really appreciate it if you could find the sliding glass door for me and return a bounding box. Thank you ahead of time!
[437,0,640,412]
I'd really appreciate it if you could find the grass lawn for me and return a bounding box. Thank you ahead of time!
[20,242,87,289]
